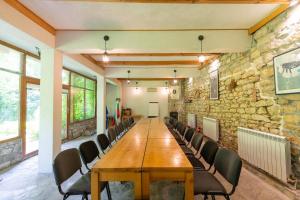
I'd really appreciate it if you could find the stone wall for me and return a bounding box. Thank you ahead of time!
[69,118,97,139]
[0,138,22,170]
[169,6,300,187]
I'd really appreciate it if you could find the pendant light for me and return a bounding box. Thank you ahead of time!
[127,70,131,84]
[198,35,206,63]
[173,69,178,84]
[102,35,110,63]
[135,82,138,90]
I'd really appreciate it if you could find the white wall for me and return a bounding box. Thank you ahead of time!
[123,81,169,119]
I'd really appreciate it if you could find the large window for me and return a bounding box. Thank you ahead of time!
[70,72,96,122]
[0,44,21,141]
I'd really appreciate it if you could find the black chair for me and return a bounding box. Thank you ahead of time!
[175,124,186,145]
[79,140,100,171]
[97,134,111,154]
[114,124,122,139]
[129,117,135,126]
[181,132,203,156]
[53,148,112,200]
[117,123,125,137]
[122,120,128,132]
[108,127,117,143]
[194,148,242,200]
[187,139,218,171]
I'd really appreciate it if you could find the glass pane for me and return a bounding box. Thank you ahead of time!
[71,73,85,88]
[85,90,95,119]
[26,56,40,78]
[26,85,40,154]
[61,93,68,139]
[0,44,21,72]
[0,70,20,141]
[86,79,95,90]
[62,69,70,85]
[71,87,85,122]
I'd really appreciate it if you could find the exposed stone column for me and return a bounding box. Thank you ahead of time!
[39,48,62,173]
[97,75,106,134]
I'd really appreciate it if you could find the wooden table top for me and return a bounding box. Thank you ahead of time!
[92,118,192,172]
[143,138,192,171]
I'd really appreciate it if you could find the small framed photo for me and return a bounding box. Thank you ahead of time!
[273,47,300,94]
[210,70,219,100]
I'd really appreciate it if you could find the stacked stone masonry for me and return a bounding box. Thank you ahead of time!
[169,6,300,187]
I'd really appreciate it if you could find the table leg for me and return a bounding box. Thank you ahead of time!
[133,173,142,200]
[91,171,100,200]
[142,172,150,199]
[185,171,194,200]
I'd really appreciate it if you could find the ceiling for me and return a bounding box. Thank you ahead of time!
[12,0,288,78]
[20,0,279,30]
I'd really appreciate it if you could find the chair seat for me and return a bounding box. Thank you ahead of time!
[187,155,205,170]
[180,146,194,155]
[67,173,106,195]
[194,171,226,195]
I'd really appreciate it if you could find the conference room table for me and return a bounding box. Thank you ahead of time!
[91,118,193,200]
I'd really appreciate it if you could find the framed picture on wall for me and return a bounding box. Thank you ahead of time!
[210,70,219,100]
[273,47,300,94]
[170,86,180,100]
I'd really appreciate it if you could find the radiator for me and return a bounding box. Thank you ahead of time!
[203,117,219,141]
[187,113,196,128]
[237,127,291,183]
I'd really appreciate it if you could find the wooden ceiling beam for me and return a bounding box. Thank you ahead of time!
[248,4,289,34]
[48,0,289,4]
[87,53,219,57]
[4,0,56,35]
[98,60,201,66]
[118,78,185,81]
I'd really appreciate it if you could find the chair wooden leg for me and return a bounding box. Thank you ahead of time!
[224,194,231,200]
[211,195,216,200]
[203,194,208,200]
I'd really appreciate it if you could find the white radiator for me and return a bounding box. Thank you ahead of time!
[203,117,219,141]
[187,113,196,128]
[237,127,291,183]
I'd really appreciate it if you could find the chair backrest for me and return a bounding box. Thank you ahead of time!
[79,140,100,168]
[173,121,179,130]
[214,148,242,187]
[118,123,124,132]
[200,140,219,166]
[184,128,195,143]
[97,134,110,153]
[178,124,186,137]
[53,148,82,186]
[191,133,204,153]
[129,117,134,125]
[108,127,117,142]
[122,120,128,129]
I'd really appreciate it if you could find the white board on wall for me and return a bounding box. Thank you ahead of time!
[148,102,159,117]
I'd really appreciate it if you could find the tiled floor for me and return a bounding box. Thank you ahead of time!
[0,135,294,200]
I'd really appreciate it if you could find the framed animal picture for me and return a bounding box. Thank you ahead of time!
[210,70,219,99]
[273,47,300,94]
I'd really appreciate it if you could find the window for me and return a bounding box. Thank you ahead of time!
[62,69,70,85]
[70,72,96,122]
[0,44,21,141]
[26,56,40,79]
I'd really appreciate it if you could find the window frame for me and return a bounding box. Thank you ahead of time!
[68,68,97,124]
[0,40,97,145]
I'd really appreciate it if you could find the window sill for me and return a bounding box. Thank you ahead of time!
[0,136,21,144]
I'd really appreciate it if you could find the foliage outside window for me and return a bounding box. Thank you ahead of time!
[0,44,21,141]
[70,72,96,122]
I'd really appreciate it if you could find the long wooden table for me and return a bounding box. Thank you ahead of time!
[91,118,193,200]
